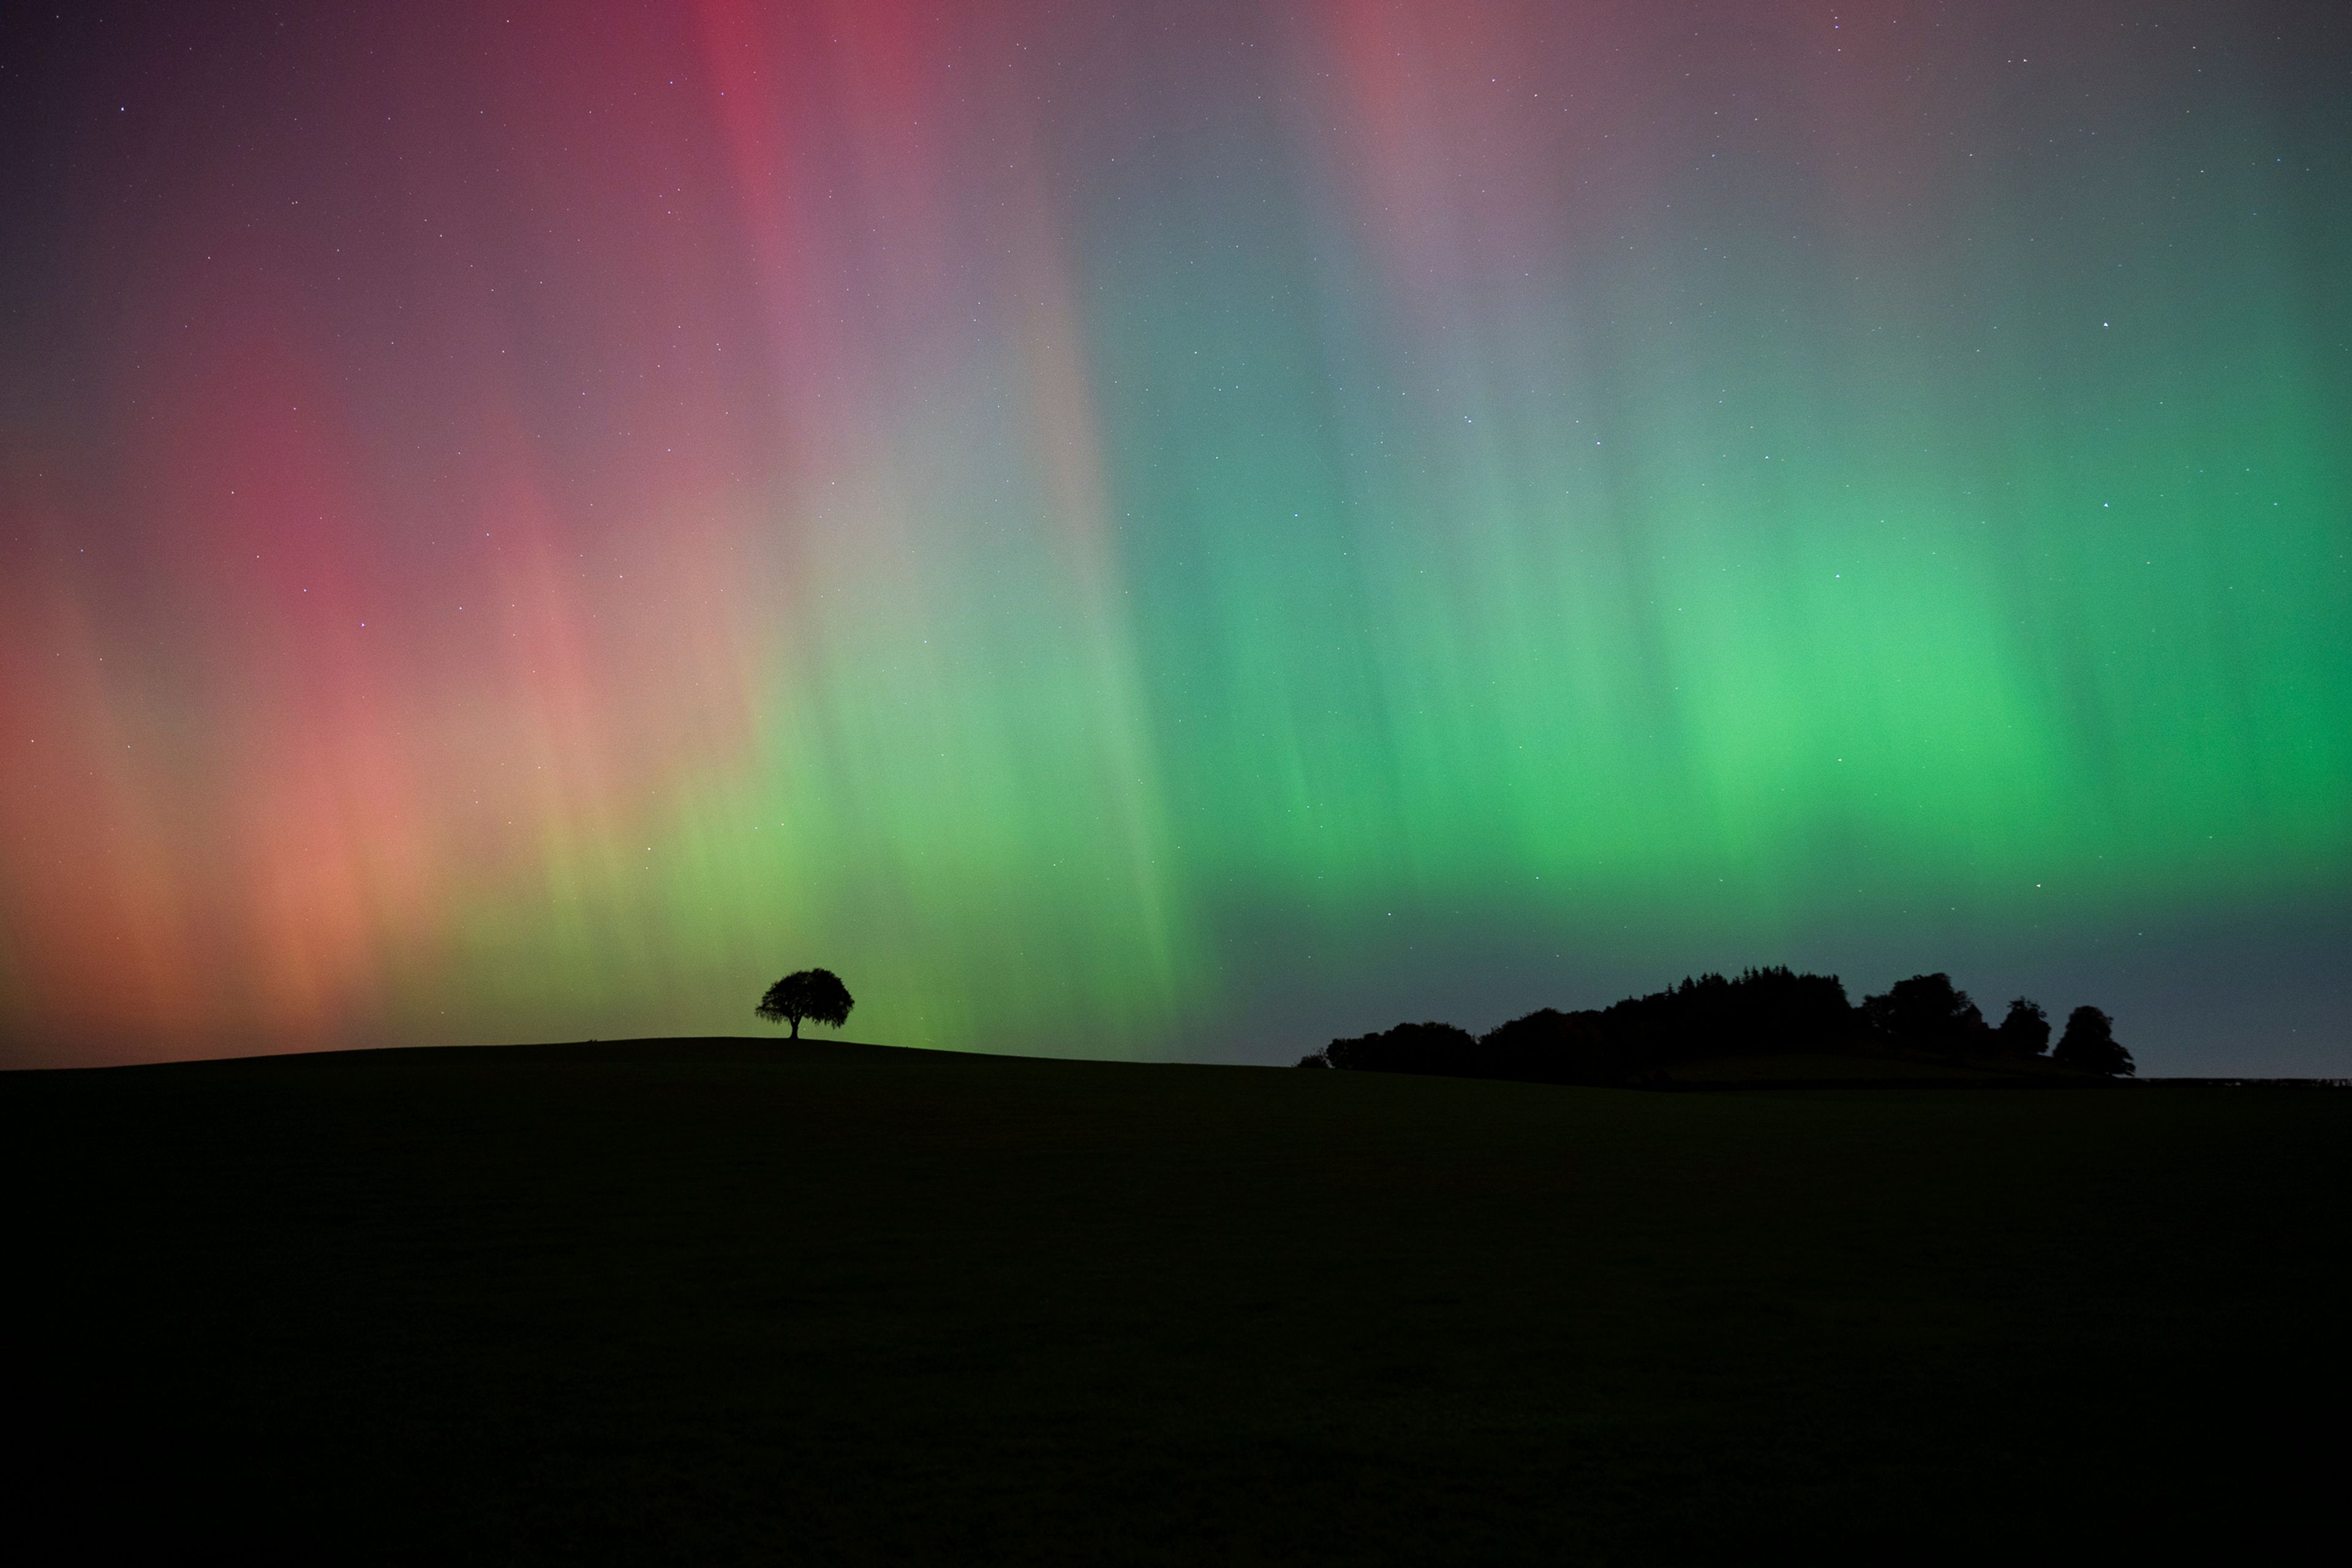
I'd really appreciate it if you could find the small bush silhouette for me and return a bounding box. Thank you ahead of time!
[2052,1005,2133,1076]
[1996,997,2052,1057]
[756,968,854,1039]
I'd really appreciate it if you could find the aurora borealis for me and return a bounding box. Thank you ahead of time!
[2,1,2346,1072]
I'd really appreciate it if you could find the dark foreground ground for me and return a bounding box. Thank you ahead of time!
[6,1040,2347,1562]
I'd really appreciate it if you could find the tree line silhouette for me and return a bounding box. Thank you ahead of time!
[1297,968,2132,1085]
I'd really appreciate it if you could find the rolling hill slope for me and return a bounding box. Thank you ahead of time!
[7,1038,2344,1561]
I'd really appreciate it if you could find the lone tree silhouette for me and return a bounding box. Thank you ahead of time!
[2052,1005,2133,1076]
[756,968,854,1039]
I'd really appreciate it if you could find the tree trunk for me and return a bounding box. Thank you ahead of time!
[791,1018,799,1039]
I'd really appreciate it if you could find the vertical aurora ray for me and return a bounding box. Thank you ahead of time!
[2,1,2346,1071]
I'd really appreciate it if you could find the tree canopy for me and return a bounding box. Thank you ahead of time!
[2052,1005,2134,1076]
[1860,972,1987,1055]
[1298,967,2127,1087]
[1300,967,1853,1085]
[756,968,854,1040]
[1996,997,2052,1057]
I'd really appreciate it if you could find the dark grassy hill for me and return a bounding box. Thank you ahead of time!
[1657,1044,2107,1087]
[7,1039,2345,1561]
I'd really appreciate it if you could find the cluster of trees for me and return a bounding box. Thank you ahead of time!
[1861,971,2130,1074]
[1297,967,2132,1085]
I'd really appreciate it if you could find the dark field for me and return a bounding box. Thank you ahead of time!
[7,1040,2346,1561]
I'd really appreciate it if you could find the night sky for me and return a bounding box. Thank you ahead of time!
[3,2,2346,1072]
